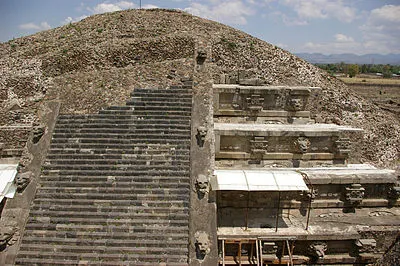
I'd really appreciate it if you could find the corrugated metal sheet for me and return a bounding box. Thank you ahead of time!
[0,164,18,201]
[213,169,309,191]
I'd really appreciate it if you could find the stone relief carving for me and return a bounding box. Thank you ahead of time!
[307,241,328,259]
[231,88,242,109]
[246,94,264,111]
[335,138,351,157]
[0,226,19,250]
[387,186,400,200]
[286,96,304,111]
[196,126,207,148]
[195,174,209,197]
[16,171,32,192]
[195,231,210,260]
[345,184,365,206]
[196,49,207,65]
[294,137,311,154]
[300,189,318,202]
[250,136,268,155]
[355,239,377,254]
[262,242,278,255]
[32,124,45,144]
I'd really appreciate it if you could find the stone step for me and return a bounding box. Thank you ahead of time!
[18,236,187,248]
[131,106,192,112]
[47,151,189,158]
[54,123,189,133]
[27,216,189,227]
[44,155,189,167]
[30,204,188,215]
[132,88,192,95]
[49,140,190,149]
[58,114,136,120]
[54,127,132,134]
[42,162,189,171]
[36,186,190,196]
[54,120,190,130]
[105,105,133,110]
[51,129,191,139]
[54,117,189,126]
[46,153,189,160]
[128,96,192,103]
[41,169,189,177]
[127,100,192,107]
[28,209,189,221]
[40,179,189,188]
[31,198,189,208]
[51,138,132,144]
[16,249,188,264]
[34,190,189,201]
[25,223,189,234]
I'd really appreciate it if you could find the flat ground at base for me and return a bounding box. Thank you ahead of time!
[339,77,400,121]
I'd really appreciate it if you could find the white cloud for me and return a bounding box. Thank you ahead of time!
[299,5,400,54]
[90,1,136,14]
[334,34,354,43]
[301,33,362,54]
[360,5,400,54]
[19,22,51,31]
[62,15,88,25]
[271,0,357,25]
[142,4,159,9]
[185,0,254,25]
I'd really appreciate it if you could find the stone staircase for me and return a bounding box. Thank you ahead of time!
[15,87,192,265]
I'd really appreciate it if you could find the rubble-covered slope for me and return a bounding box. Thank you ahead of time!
[0,8,399,168]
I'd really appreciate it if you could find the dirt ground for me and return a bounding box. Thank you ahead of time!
[339,77,400,121]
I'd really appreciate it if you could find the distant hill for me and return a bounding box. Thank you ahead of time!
[296,53,400,65]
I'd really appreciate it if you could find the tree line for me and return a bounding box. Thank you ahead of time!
[315,63,400,78]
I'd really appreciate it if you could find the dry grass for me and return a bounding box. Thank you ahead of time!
[339,77,400,85]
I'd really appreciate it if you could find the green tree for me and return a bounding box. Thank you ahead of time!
[348,64,359,78]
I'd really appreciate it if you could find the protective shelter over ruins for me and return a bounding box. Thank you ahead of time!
[209,81,399,265]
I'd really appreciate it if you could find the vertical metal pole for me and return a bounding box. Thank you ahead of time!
[139,0,142,9]
[245,191,250,230]
[256,239,260,266]
[305,187,313,230]
[275,191,281,232]
[222,239,225,266]
[239,241,242,266]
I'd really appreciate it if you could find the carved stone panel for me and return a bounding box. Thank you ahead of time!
[335,138,351,157]
[286,96,305,111]
[195,174,210,198]
[345,184,365,205]
[355,239,377,254]
[387,186,400,199]
[250,136,268,155]
[196,126,207,148]
[307,241,328,259]
[0,226,18,250]
[231,88,242,109]
[246,94,264,111]
[195,231,210,260]
[293,137,311,154]
[262,242,278,255]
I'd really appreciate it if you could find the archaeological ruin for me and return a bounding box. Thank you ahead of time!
[0,8,399,266]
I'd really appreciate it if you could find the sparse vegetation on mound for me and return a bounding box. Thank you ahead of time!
[0,8,399,168]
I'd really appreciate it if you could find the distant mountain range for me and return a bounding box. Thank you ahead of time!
[295,53,400,65]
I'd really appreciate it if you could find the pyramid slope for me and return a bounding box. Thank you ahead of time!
[0,8,398,168]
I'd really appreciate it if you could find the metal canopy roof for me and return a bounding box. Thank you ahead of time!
[0,164,18,202]
[213,170,309,191]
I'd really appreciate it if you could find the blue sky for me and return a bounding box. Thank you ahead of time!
[1,0,399,55]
